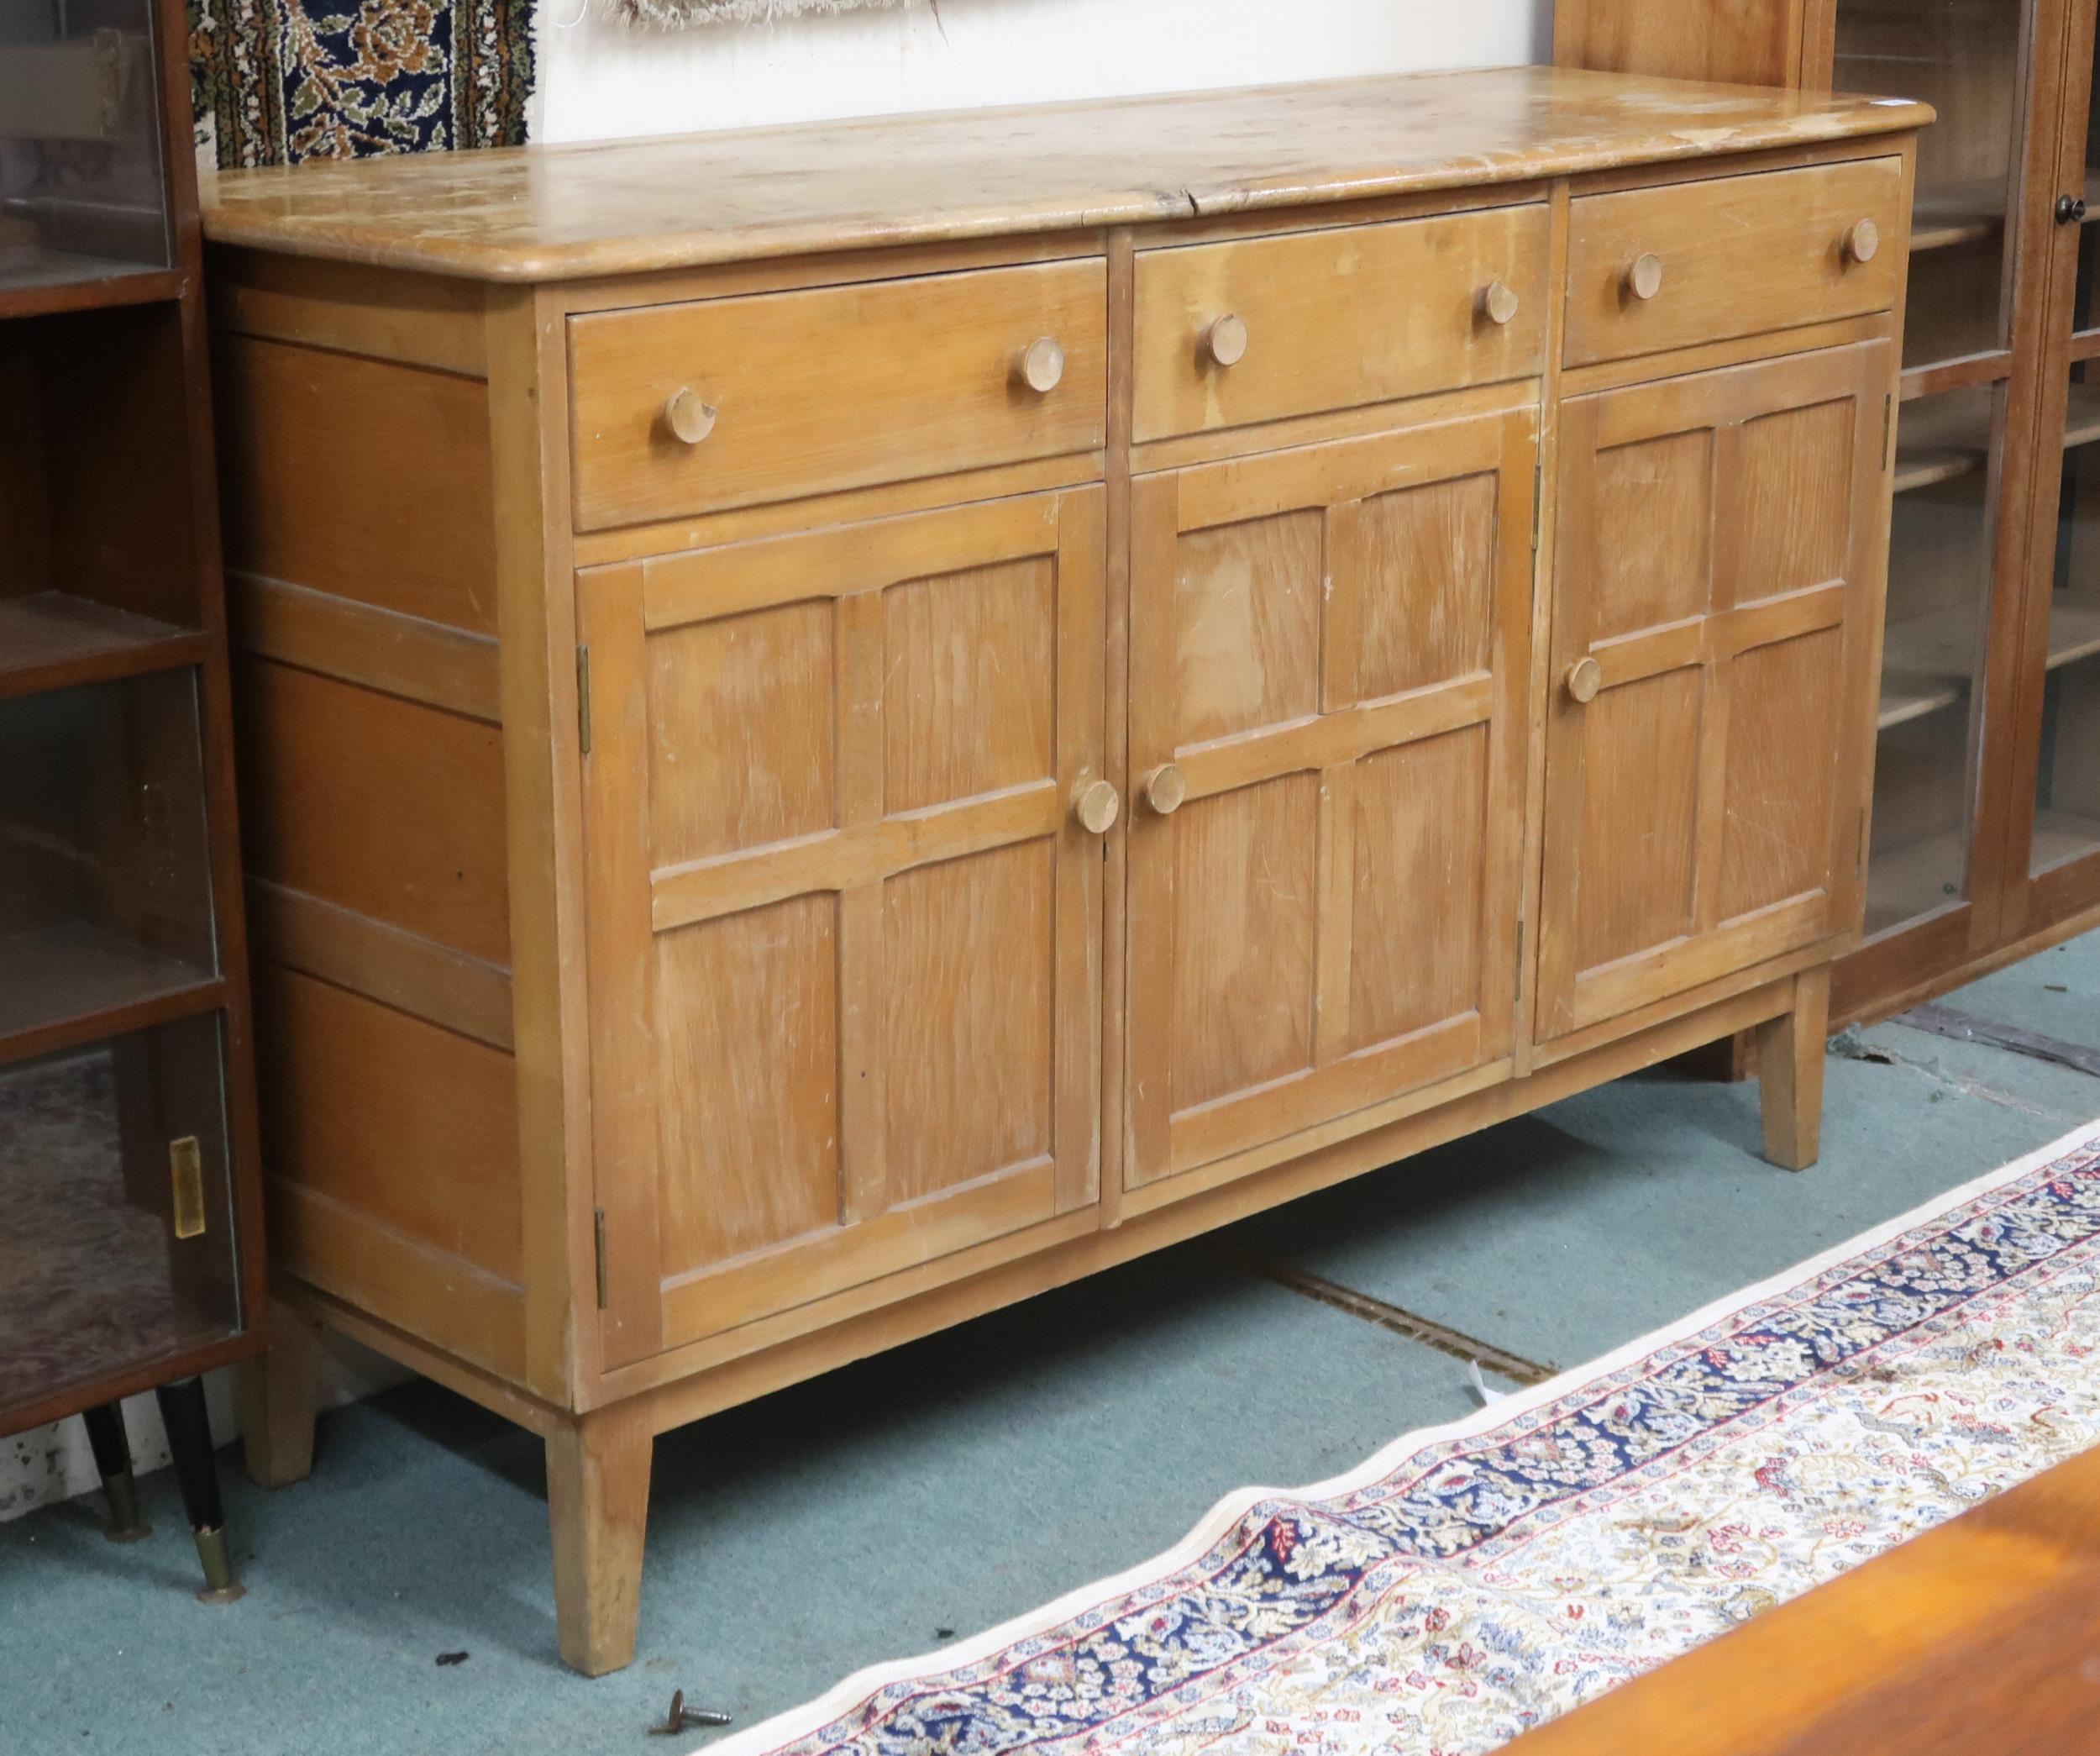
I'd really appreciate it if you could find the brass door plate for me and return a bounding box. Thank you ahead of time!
[170,1136,206,1239]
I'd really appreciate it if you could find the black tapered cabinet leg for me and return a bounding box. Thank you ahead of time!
[81,1402,150,1543]
[154,1377,243,1603]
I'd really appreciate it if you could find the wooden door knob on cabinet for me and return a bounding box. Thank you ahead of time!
[1141,763,1188,816]
[1478,280,1520,325]
[1842,218,1880,265]
[1019,336,1066,392]
[663,387,717,445]
[1625,252,1665,302]
[1204,313,1249,367]
[1565,656,1604,703]
[1071,778,1121,834]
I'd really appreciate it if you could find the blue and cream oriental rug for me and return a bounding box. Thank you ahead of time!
[714,1120,2100,1756]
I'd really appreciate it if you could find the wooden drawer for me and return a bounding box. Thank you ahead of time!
[568,260,1108,531]
[1564,157,1904,367]
[1131,205,1551,442]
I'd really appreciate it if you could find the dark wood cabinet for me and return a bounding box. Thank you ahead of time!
[0,0,265,1475]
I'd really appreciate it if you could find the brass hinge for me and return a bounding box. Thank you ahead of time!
[1514,917,1525,1002]
[1531,462,1543,551]
[576,644,593,756]
[593,1208,609,1309]
[1883,393,1894,472]
[170,1137,205,1239]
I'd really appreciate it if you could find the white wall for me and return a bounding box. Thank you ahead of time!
[538,0,1554,145]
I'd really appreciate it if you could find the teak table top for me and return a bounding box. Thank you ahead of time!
[197,65,1931,283]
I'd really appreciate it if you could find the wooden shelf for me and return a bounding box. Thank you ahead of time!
[0,591,205,702]
[1893,392,1994,495]
[1878,603,1983,729]
[0,250,181,322]
[0,920,219,1065]
[2034,808,2100,875]
[2065,381,2100,452]
[1910,181,2005,253]
[2044,602,2100,670]
[1877,674,1966,730]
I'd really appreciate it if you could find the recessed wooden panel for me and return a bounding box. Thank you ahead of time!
[883,841,1054,1201]
[568,260,1108,530]
[1351,727,1488,1049]
[653,895,840,1279]
[1355,472,1497,702]
[255,962,521,1287]
[1128,411,1535,1191]
[1590,430,1713,639]
[1555,0,1806,87]
[1540,343,1888,1043]
[884,557,1056,814]
[1169,775,1320,1112]
[583,488,1103,1360]
[1174,509,1322,746]
[1572,667,1704,974]
[234,656,510,966]
[1735,399,1856,603]
[1564,156,1904,367]
[213,335,497,634]
[1719,629,1845,923]
[648,600,835,867]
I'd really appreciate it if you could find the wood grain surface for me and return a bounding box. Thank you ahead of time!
[198,66,1929,281]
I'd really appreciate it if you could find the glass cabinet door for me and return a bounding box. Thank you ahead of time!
[0,0,173,292]
[1836,0,2036,944]
[0,1013,243,1416]
[1872,383,2005,931]
[2022,11,2100,891]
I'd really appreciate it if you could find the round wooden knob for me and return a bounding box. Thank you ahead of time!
[1843,218,1880,266]
[1020,336,1065,393]
[1565,656,1604,704]
[1141,763,1188,816]
[1479,280,1520,326]
[1625,253,1665,302]
[663,388,717,445]
[1071,779,1121,835]
[1205,313,1249,368]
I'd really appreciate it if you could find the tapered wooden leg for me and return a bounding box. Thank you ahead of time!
[238,1301,322,1489]
[546,1402,654,1676]
[1758,966,1831,1171]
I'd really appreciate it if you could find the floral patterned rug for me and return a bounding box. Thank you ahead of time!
[709,1119,2100,1756]
[189,0,533,167]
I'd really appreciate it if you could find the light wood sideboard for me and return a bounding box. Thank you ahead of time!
[200,66,1926,1674]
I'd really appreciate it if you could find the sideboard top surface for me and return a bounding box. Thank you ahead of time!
[197,65,1930,284]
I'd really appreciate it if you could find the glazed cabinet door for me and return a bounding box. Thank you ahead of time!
[1125,408,1538,1196]
[1536,343,1892,1044]
[580,490,1106,1367]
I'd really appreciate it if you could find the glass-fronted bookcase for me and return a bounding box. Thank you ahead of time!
[1,0,264,1596]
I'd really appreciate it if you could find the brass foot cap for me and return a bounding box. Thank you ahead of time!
[100,1473,150,1543]
[191,1525,244,1604]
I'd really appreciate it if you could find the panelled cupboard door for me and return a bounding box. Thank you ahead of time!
[1125,409,1538,1191]
[580,489,1107,1367]
[1537,343,1891,1044]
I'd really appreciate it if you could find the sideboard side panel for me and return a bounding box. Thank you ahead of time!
[212,291,531,1386]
